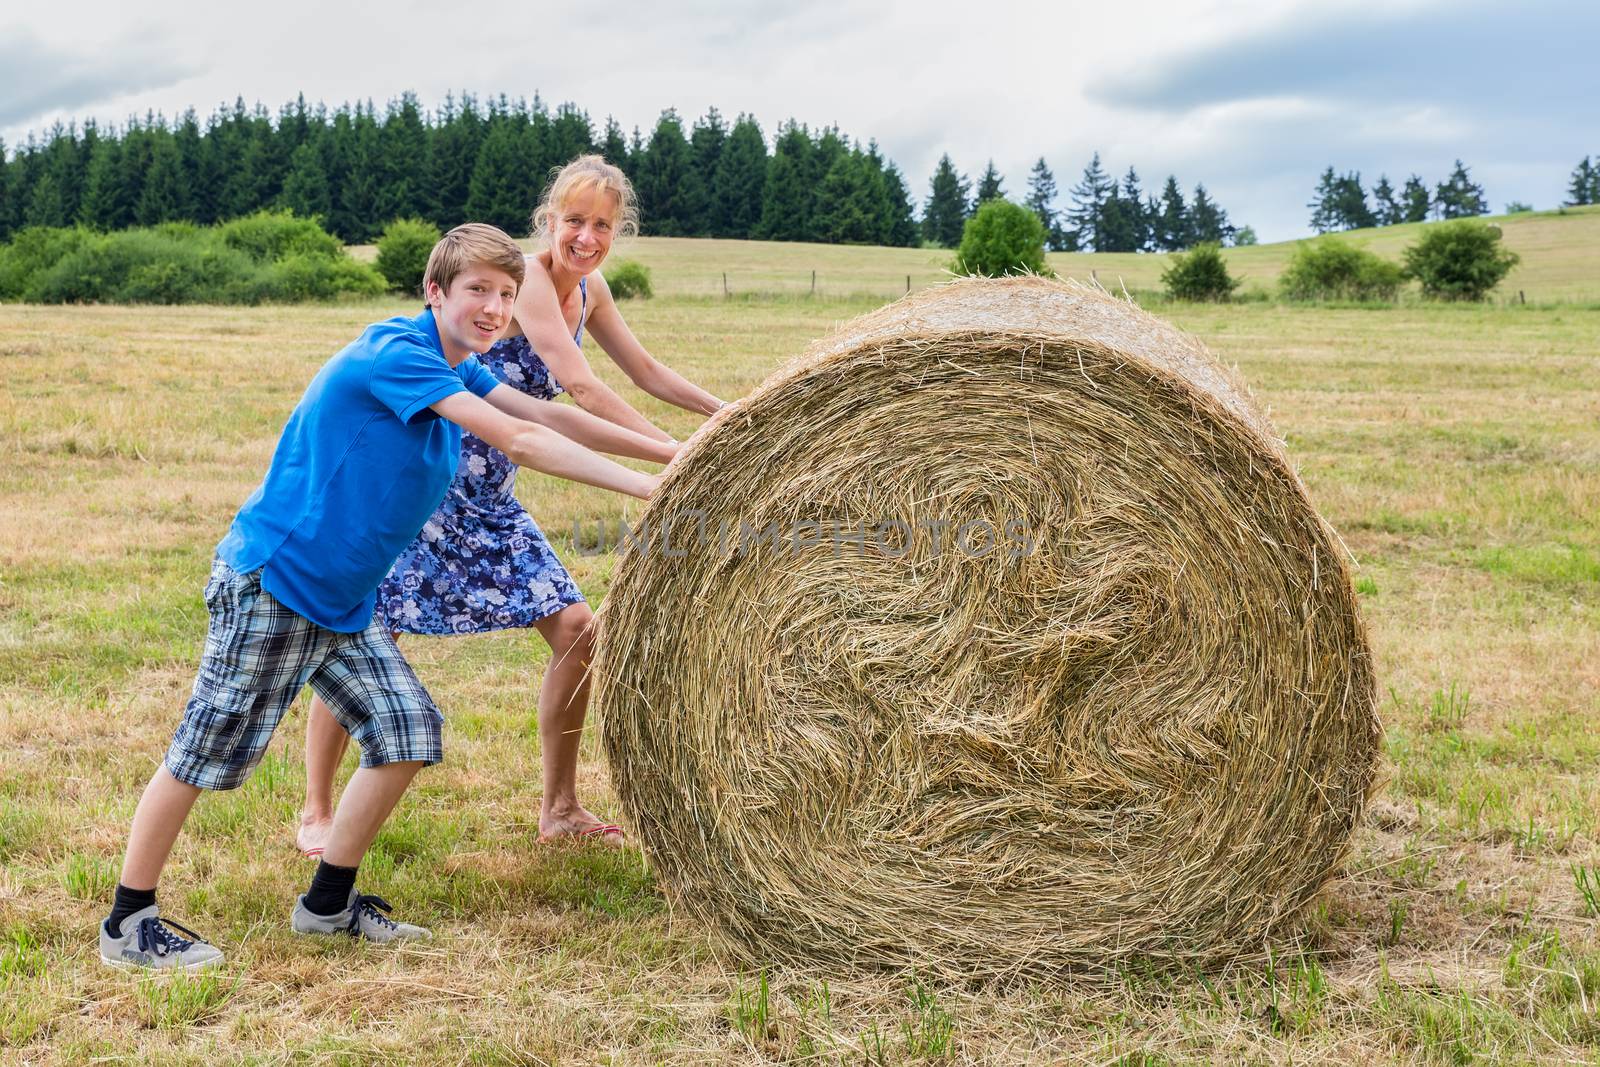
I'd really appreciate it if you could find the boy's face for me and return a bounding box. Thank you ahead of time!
[427,265,519,363]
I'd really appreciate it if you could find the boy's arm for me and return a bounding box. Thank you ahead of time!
[481,384,678,465]
[431,391,659,500]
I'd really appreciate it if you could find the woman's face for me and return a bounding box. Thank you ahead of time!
[549,185,618,275]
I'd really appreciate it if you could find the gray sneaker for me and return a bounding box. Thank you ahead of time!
[99,906,224,971]
[291,890,430,943]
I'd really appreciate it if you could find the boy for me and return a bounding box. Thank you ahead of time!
[101,223,674,969]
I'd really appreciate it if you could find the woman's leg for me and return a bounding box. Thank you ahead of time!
[298,693,351,855]
[531,602,619,842]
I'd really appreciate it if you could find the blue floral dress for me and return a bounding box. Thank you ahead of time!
[376,279,588,635]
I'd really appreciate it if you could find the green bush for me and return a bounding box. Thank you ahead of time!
[375,218,442,295]
[29,230,258,304]
[1402,221,1520,301]
[252,252,387,303]
[604,259,653,299]
[0,227,99,299]
[219,210,343,262]
[0,215,380,305]
[1280,238,1404,302]
[1160,242,1239,302]
[951,199,1048,277]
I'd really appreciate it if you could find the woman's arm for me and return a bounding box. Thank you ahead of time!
[431,392,659,500]
[481,384,677,464]
[583,271,726,417]
[514,262,675,442]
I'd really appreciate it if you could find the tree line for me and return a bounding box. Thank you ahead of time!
[927,152,1250,253]
[0,92,1257,255]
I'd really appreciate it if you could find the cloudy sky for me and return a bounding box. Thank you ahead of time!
[2,0,1592,241]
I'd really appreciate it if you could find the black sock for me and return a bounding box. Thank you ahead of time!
[303,860,359,916]
[108,884,157,935]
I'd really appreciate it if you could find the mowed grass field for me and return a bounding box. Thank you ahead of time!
[2,235,1599,1063]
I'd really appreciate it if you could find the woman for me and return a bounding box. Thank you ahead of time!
[297,155,724,853]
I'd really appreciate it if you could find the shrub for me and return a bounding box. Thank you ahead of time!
[218,210,343,262]
[1233,226,1259,246]
[951,199,1048,277]
[1160,242,1239,302]
[1279,238,1404,302]
[28,230,257,304]
[375,217,441,295]
[0,227,99,300]
[252,252,386,303]
[604,258,653,299]
[1402,221,1520,300]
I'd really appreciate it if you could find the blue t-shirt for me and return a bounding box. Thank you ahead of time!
[217,308,500,632]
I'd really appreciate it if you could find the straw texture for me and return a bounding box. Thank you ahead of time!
[596,276,1379,980]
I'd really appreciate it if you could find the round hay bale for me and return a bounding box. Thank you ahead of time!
[597,276,1379,980]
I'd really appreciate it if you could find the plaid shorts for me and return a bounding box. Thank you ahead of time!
[166,557,444,791]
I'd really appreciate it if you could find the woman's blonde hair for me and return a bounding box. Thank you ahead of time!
[530,154,640,242]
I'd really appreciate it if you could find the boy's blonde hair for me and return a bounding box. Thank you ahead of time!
[424,223,526,294]
[531,154,640,241]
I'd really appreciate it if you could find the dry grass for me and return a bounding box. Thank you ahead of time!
[599,278,1378,980]
[0,266,1597,1062]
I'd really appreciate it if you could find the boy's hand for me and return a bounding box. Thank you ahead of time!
[644,473,666,499]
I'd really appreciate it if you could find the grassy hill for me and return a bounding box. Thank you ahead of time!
[438,203,1599,303]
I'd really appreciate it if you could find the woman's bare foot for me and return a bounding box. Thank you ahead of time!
[539,803,626,847]
[296,812,334,858]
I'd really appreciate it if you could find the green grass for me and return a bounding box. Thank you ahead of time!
[0,234,1597,1061]
[345,203,1600,304]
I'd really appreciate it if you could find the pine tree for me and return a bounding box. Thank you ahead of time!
[1331,172,1375,230]
[813,149,878,244]
[1567,157,1595,206]
[881,161,920,247]
[1120,167,1149,250]
[1067,152,1113,250]
[173,109,218,224]
[1024,158,1067,250]
[1401,174,1431,223]
[1372,175,1402,226]
[24,169,67,228]
[1308,166,1339,233]
[135,130,186,225]
[1097,188,1142,252]
[689,108,727,235]
[975,160,1004,204]
[381,92,431,223]
[711,114,767,238]
[756,121,816,242]
[281,140,332,220]
[635,108,703,237]
[426,93,482,229]
[0,138,10,241]
[599,116,629,169]
[464,118,527,236]
[79,134,129,229]
[1155,176,1189,251]
[922,153,970,247]
[1189,184,1232,244]
[549,102,593,165]
[1434,159,1486,219]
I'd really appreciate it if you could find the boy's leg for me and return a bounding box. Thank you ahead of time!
[294,624,440,941]
[120,766,203,890]
[105,560,327,969]
[323,760,425,867]
[298,693,352,857]
[532,603,619,844]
